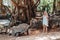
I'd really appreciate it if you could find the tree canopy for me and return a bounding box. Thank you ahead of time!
[37,0,54,13]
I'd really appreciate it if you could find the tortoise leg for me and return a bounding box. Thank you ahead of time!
[27,29,29,35]
[15,32,19,37]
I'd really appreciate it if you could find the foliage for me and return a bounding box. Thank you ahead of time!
[37,0,54,13]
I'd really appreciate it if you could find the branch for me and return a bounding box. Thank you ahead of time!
[11,0,18,7]
[32,0,40,8]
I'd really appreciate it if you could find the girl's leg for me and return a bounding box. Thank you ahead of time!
[46,26,48,33]
[43,25,48,33]
[43,25,45,33]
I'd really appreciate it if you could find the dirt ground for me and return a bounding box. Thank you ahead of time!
[0,28,60,40]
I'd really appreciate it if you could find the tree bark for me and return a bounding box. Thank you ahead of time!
[53,0,56,13]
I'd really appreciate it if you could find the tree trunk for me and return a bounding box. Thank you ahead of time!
[53,0,56,13]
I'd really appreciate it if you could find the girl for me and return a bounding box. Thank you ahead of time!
[43,10,49,33]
